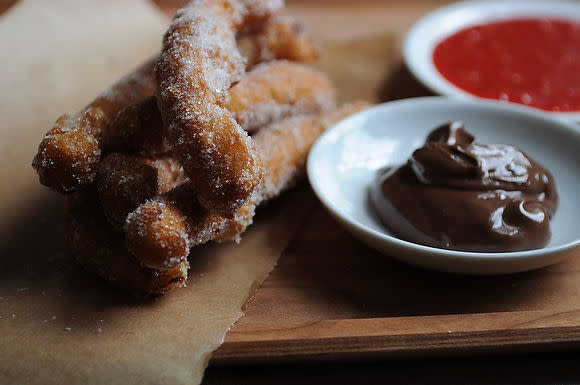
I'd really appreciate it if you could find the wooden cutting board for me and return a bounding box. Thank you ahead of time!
[6,0,578,367]
[212,200,580,364]
[207,1,580,364]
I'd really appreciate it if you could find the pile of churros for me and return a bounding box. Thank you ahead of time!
[32,0,369,294]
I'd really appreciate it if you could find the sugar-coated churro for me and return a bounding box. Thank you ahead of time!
[156,0,284,218]
[32,58,157,193]
[125,103,370,271]
[227,60,336,132]
[66,188,189,294]
[106,61,335,155]
[31,0,366,295]
[97,153,186,230]
[241,15,319,67]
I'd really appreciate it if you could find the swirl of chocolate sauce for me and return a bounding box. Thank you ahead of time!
[369,122,558,252]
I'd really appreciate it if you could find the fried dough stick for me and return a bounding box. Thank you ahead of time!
[97,153,186,230]
[32,58,157,193]
[125,103,370,271]
[97,61,335,229]
[109,61,336,154]
[227,61,336,132]
[33,9,319,193]
[156,0,285,218]
[240,15,319,67]
[66,188,189,295]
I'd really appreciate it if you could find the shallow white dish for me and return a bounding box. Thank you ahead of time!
[307,97,580,275]
[404,0,580,121]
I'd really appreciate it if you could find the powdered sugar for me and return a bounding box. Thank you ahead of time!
[124,104,370,269]
[227,61,336,131]
[156,0,283,217]
[32,57,157,192]
[240,15,319,67]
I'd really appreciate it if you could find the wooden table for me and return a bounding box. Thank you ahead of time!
[6,0,579,383]
[152,0,580,382]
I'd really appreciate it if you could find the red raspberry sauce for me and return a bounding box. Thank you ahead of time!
[433,18,580,112]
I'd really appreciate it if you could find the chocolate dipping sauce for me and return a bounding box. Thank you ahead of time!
[369,122,558,252]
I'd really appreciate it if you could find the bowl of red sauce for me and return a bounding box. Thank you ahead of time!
[404,1,580,120]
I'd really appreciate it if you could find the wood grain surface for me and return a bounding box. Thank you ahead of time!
[212,200,580,363]
[120,0,580,366]
[6,0,580,379]
[208,0,580,365]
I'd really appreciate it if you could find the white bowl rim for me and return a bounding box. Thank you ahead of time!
[307,96,580,267]
[403,0,580,121]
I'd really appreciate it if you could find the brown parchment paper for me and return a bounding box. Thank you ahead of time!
[316,36,399,104]
[0,1,314,384]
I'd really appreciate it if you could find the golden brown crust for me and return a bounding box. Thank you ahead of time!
[240,15,319,67]
[97,153,186,230]
[227,60,336,132]
[124,103,371,272]
[125,183,256,271]
[32,58,158,193]
[155,0,286,218]
[104,95,172,156]
[66,188,188,295]
[106,61,335,154]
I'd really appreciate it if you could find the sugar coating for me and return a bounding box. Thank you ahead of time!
[240,15,319,67]
[32,57,158,192]
[105,95,172,156]
[155,0,283,217]
[125,103,371,270]
[66,190,189,294]
[97,153,187,230]
[227,60,336,132]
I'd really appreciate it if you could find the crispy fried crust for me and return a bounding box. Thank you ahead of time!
[156,0,284,218]
[240,15,319,67]
[32,9,315,194]
[125,103,371,271]
[97,153,186,230]
[125,184,256,271]
[227,60,336,132]
[32,58,158,193]
[66,188,189,295]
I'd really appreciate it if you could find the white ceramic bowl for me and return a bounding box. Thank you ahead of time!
[404,0,580,121]
[307,97,580,275]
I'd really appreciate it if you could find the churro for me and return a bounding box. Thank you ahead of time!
[33,13,318,193]
[97,153,186,230]
[66,188,189,294]
[125,103,370,271]
[106,61,335,156]
[31,0,366,294]
[32,58,157,193]
[227,60,336,132]
[241,16,319,67]
[156,0,284,218]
